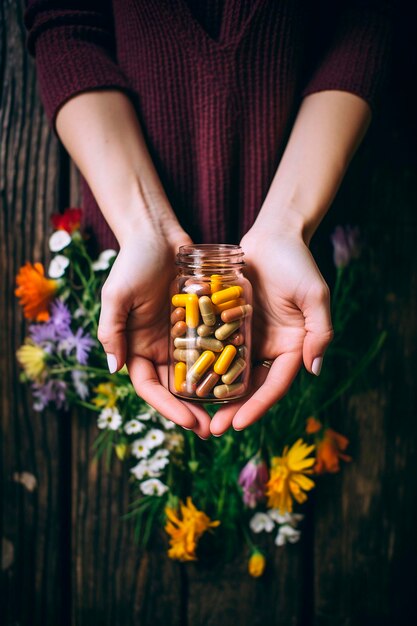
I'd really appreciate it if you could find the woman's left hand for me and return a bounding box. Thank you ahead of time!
[210,229,334,435]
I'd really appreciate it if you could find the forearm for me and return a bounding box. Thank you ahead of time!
[55,90,185,246]
[251,91,371,244]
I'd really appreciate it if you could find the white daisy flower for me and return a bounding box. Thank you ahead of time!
[275,525,301,547]
[249,512,275,534]
[145,429,165,449]
[92,249,117,271]
[154,449,170,459]
[124,419,145,435]
[48,254,70,278]
[268,510,304,526]
[136,411,153,421]
[97,407,122,431]
[147,455,170,472]
[130,461,160,481]
[49,230,72,252]
[159,416,176,430]
[140,478,169,496]
[131,438,151,459]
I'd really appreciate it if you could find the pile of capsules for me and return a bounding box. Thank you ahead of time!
[170,276,252,401]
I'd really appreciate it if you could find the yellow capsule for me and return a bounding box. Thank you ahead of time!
[213,382,246,399]
[171,293,199,328]
[197,337,224,352]
[174,362,187,392]
[213,298,245,314]
[214,345,237,375]
[186,350,216,384]
[197,324,214,337]
[215,320,241,341]
[173,348,200,364]
[210,274,223,293]
[211,286,243,305]
[221,357,246,384]
[198,296,216,326]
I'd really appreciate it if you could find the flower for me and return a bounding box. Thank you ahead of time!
[249,512,275,534]
[50,300,72,334]
[145,428,165,449]
[140,478,169,496]
[16,340,47,381]
[115,443,129,460]
[92,249,117,271]
[238,453,269,508]
[165,432,185,453]
[275,525,301,547]
[49,230,72,252]
[32,379,67,411]
[15,263,58,321]
[51,208,82,233]
[165,497,220,562]
[314,429,351,474]
[58,327,95,364]
[147,451,170,472]
[265,439,316,514]
[248,551,266,578]
[268,510,304,526]
[136,411,153,421]
[71,370,89,400]
[305,416,322,434]
[48,255,70,278]
[130,460,161,480]
[92,382,118,408]
[131,438,151,459]
[330,225,361,268]
[97,407,122,430]
[124,419,146,435]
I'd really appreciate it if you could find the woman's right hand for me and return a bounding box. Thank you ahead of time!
[97,229,211,439]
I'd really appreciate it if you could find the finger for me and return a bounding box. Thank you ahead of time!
[301,283,334,375]
[232,352,302,431]
[127,356,197,429]
[182,402,212,440]
[97,283,129,373]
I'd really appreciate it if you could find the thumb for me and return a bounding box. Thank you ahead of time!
[301,282,334,375]
[97,283,130,373]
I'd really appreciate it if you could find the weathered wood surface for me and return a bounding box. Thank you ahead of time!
[1,2,416,625]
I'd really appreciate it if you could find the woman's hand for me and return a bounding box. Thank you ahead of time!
[210,229,334,435]
[97,230,212,439]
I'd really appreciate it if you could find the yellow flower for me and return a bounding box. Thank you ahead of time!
[115,443,129,460]
[92,382,118,408]
[165,497,220,562]
[248,551,266,578]
[15,262,58,321]
[265,439,316,514]
[16,340,47,381]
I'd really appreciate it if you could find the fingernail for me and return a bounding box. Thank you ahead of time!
[312,356,323,376]
[106,353,117,374]
[183,426,193,431]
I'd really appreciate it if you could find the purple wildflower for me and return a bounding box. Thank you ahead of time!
[238,454,269,509]
[32,379,67,411]
[59,328,96,365]
[29,322,57,353]
[50,300,72,335]
[330,225,361,269]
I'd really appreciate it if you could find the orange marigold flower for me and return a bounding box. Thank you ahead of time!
[314,429,352,474]
[51,208,82,233]
[15,262,58,321]
[248,551,266,578]
[305,416,323,434]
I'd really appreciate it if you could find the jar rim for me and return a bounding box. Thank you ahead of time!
[177,244,244,270]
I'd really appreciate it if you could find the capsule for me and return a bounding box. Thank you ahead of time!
[221,304,253,323]
[211,286,243,305]
[221,357,246,384]
[196,337,224,352]
[171,307,185,324]
[171,321,187,338]
[237,345,248,360]
[210,274,223,293]
[183,280,211,296]
[196,372,220,398]
[199,296,216,326]
[171,293,199,328]
[174,362,187,392]
[213,298,246,314]
[186,350,216,384]
[197,324,214,337]
[215,320,241,340]
[180,380,197,396]
[228,331,245,346]
[173,349,200,364]
[174,337,198,349]
[213,382,246,399]
[214,345,237,375]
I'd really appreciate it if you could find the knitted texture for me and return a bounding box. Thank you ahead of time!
[25,0,392,249]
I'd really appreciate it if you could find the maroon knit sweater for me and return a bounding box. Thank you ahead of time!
[25,1,391,250]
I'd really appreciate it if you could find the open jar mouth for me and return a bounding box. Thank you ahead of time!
[177,244,245,272]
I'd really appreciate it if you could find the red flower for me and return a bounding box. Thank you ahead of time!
[51,208,82,233]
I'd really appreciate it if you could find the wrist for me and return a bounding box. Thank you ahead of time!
[248,201,319,246]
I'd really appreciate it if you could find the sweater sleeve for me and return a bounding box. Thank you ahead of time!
[302,2,392,110]
[24,0,134,127]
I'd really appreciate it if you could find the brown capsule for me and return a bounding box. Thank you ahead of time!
[196,372,220,398]
[228,331,245,346]
[198,296,216,326]
[171,321,187,338]
[183,280,211,296]
[213,382,246,399]
[214,320,241,341]
[197,324,214,337]
[173,349,200,364]
[180,380,197,396]
[221,358,247,385]
[196,337,224,352]
[171,307,186,324]
[221,304,253,323]
[174,337,198,349]
[237,345,248,360]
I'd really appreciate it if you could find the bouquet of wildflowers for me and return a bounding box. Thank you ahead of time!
[15,209,384,577]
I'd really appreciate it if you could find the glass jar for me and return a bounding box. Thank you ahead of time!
[168,244,252,403]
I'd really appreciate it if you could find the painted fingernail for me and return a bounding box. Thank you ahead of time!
[106,353,117,374]
[312,356,323,376]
